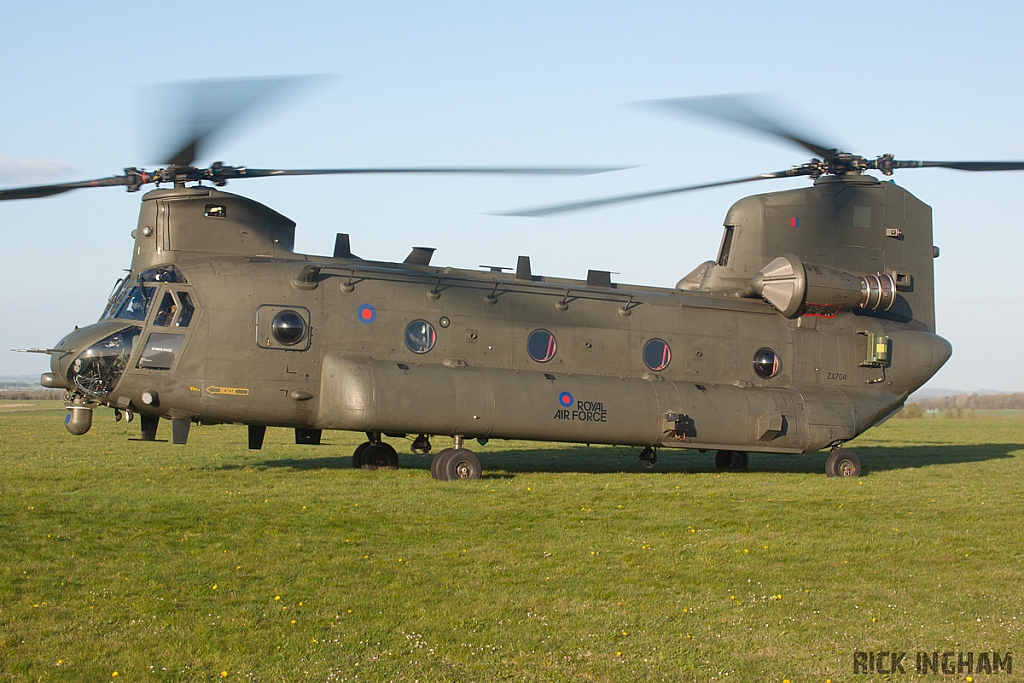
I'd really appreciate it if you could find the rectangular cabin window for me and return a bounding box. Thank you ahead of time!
[717,226,735,267]
[176,292,195,327]
[205,204,226,218]
[153,292,175,327]
[137,333,185,370]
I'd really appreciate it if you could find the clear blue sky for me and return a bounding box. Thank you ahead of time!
[2,1,1022,391]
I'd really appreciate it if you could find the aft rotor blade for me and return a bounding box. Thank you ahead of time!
[891,159,1024,172]
[646,95,838,160]
[236,165,630,178]
[0,175,131,201]
[500,169,807,217]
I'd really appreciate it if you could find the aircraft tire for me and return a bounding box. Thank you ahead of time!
[826,448,860,478]
[361,442,399,470]
[352,441,370,469]
[431,448,455,480]
[444,449,482,481]
[716,450,748,469]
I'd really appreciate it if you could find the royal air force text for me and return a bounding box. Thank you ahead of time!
[554,401,608,422]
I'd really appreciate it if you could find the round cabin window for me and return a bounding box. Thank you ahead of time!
[405,320,437,354]
[752,347,781,379]
[271,310,306,346]
[527,329,557,363]
[643,338,672,372]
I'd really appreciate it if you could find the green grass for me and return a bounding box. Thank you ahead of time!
[2,403,1023,682]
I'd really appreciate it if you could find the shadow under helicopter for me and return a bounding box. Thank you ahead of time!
[246,442,1020,477]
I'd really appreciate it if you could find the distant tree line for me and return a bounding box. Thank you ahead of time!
[895,392,1024,418]
[915,393,1024,410]
[0,388,64,400]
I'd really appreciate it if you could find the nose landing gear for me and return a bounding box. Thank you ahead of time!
[411,434,432,455]
[638,446,657,468]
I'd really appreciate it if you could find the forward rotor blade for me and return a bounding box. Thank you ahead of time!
[236,165,630,178]
[500,169,807,217]
[891,160,1024,172]
[645,95,838,160]
[157,76,316,167]
[0,175,131,201]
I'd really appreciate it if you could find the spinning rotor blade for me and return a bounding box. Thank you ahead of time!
[888,159,1024,172]
[501,168,808,217]
[158,76,314,167]
[646,95,838,160]
[0,164,627,202]
[0,175,131,201]
[1,75,630,203]
[237,165,628,178]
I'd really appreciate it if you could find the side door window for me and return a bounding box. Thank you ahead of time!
[137,288,199,371]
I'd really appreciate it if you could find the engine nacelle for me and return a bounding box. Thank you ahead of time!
[751,254,896,318]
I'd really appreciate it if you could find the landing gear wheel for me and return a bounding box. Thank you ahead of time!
[352,441,370,469]
[444,449,482,480]
[431,448,455,480]
[716,450,748,470]
[826,447,860,478]
[361,442,399,470]
[639,446,657,469]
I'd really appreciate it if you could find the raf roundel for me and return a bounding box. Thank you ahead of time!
[356,303,377,325]
[558,391,574,407]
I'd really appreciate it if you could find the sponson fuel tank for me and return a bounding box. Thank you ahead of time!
[312,352,934,454]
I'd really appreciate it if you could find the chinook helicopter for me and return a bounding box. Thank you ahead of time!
[6,89,1022,479]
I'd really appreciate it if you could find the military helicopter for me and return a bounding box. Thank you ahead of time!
[6,86,1022,479]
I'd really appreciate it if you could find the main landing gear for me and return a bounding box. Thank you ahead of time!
[352,432,399,470]
[715,450,748,470]
[349,433,483,479]
[430,435,482,481]
[825,446,861,478]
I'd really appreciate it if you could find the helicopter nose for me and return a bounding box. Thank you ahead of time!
[51,321,144,399]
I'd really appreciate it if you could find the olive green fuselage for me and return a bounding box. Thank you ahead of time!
[53,179,951,455]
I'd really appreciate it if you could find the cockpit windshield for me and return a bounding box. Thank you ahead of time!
[105,267,187,322]
[111,285,155,321]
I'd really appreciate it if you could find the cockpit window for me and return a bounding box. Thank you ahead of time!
[112,285,155,321]
[101,276,130,319]
[139,266,186,284]
[153,292,175,327]
[103,268,187,322]
[176,292,195,328]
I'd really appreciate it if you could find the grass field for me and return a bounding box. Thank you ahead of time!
[2,402,1022,682]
